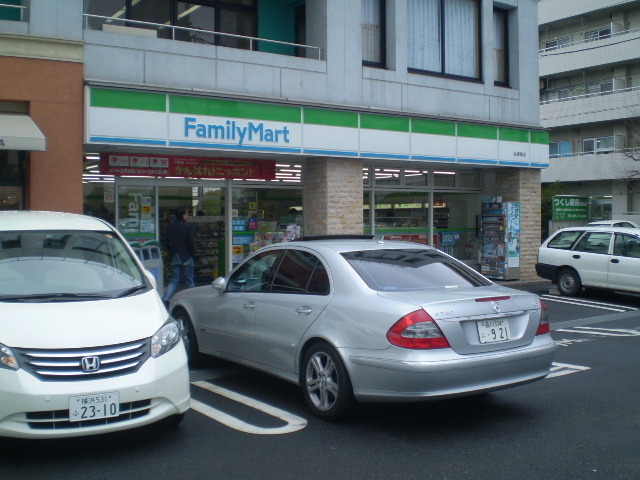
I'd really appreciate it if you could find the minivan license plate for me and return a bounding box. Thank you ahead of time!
[477,319,511,344]
[69,393,119,422]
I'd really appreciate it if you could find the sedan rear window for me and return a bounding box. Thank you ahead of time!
[341,249,491,291]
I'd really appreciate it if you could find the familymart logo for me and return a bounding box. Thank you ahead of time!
[184,117,291,146]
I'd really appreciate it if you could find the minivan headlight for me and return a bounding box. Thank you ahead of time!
[0,343,19,370]
[151,320,181,358]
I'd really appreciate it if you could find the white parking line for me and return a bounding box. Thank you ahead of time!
[556,326,640,337]
[191,381,307,435]
[548,362,591,378]
[540,295,632,312]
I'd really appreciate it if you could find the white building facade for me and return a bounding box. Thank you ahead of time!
[539,0,640,227]
[1,0,546,279]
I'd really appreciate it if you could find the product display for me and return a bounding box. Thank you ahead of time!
[480,197,520,280]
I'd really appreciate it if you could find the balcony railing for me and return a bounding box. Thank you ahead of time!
[0,2,27,22]
[539,23,639,54]
[548,147,640,159]
[83,14,323,61]
[540,84,640,105]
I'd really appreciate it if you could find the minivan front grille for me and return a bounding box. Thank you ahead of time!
[14,339,151,381]
[26,400,152,430]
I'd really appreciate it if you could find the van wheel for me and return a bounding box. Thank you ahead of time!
[557,269,582,296]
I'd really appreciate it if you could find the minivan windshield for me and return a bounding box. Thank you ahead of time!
[342,249,492,291]
[0,230,147,301]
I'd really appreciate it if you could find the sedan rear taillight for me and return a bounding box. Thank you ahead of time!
[536,300,551,335]
[387,310,451,349]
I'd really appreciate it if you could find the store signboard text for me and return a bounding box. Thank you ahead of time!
[100,154,276,180]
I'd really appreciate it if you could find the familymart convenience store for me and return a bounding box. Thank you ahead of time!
[84,86,549,280]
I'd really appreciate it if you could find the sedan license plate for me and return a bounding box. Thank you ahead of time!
[477,319,511,344]
[69,393,119,422]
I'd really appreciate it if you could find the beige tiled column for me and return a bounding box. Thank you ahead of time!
[304,157,363,236]
[495,168,542,280]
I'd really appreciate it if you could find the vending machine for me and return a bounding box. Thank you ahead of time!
[480,197,520,280]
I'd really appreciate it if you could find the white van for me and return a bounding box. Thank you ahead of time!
[536,226,640,296]
[0,211,190,438]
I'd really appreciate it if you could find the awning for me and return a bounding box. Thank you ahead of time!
[0,113,46,151]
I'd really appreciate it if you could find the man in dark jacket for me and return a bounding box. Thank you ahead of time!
[162,206,196,304]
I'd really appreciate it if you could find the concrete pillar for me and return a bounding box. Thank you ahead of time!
[305,157,363,236]
[495,168,542,280]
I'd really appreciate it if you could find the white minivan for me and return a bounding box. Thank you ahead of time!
[536,226,640,296]
[0,211,190,438]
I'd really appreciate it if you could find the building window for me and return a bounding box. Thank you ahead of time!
[493,8,508,86]
[582,136,616,154]
[408,0,481,80]
[544,37,569,50]
[549,141,573,158]
[585,28,611,42]
[543,87,571,102]
[362,0,385,67]
[84,0,257,50]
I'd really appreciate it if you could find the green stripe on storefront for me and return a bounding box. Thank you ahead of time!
[361,114,410,132]
[530,131,550,144]
[412,119,456,136]
[303,108,359,128]
[170,96,301,122]
[457,123,498,140]
[90,88,166,111]
[499,128,530,142]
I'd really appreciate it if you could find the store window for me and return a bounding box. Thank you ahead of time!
[408,0,480,80]
[362,0,385,67]
[231,187,303,266]
[493,7,509,86]
[0,151,26,210]
[117,185,157,243]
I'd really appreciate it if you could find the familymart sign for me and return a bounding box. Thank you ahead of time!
[86,87,550,168]
[553,196,588,221]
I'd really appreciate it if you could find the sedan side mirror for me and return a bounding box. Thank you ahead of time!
[212,276,227,291]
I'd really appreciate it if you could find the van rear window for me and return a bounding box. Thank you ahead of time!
[547,231,584,250]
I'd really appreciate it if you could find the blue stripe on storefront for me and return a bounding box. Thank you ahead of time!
[410,155,457,162]
[360,152,411,159]
[458,158,499,165]
[168,141,302,153]
[499,161,530,166]
[303,149,359,156]
[89,137,167,145]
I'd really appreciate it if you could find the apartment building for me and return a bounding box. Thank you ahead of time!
[1,0,546,279]
[539,0,640,226]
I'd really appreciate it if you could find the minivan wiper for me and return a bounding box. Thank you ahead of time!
[0,293,111,303]
[117,285,147,298]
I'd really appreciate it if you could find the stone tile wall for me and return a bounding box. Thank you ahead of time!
[496,168,542,280]
[305,158,363,236]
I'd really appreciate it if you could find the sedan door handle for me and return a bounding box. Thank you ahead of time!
[295,306,312,315]
[611,258,620,264]
[572,254,581,259]
[243,301,256,309]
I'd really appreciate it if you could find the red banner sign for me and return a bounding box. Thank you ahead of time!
[99,154,276,180]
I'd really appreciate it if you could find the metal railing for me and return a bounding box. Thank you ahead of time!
[540,84,640,105]
[539,25,640,54]
[548,147,640,159]
[83,14,323,60]
[0,3,27,22]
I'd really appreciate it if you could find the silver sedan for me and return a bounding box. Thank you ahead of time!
[170,237,556,419]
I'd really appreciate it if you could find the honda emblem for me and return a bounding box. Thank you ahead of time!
[81,356,101,372]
